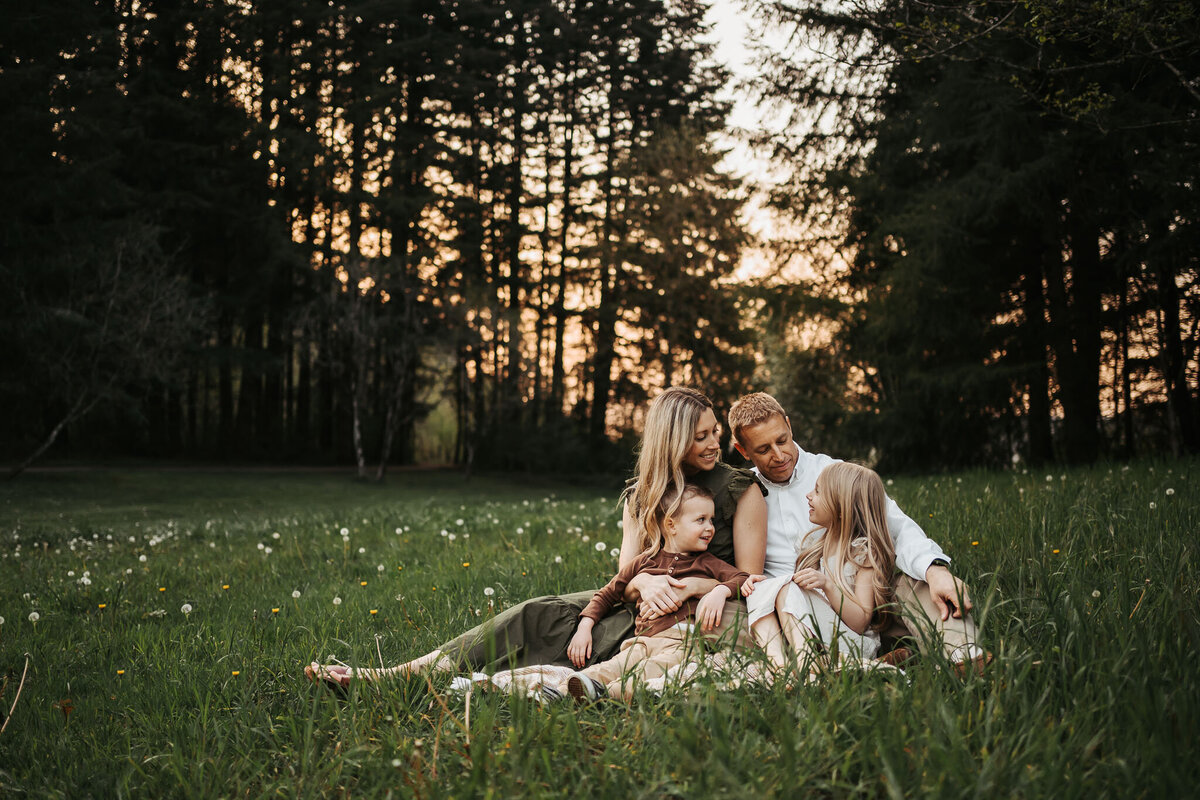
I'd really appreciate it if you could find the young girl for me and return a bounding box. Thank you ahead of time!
[742,461,897,670]
[560,483,749,701]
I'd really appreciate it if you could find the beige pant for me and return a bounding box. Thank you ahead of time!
[886,575,980,658]
[573,628,703,700]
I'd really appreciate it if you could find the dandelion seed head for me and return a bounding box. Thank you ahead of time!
[1149,502,1157,509]
[554,556,563,564]
[181,603,193,614]
[139,554,147,563]
[483,587,495,596]
[1091,590,1101,598]
[333,597,342,605]
[595,542,606,551]
[377,564,385,572]
[292,589,301,599]
[610,548,620,558]
[358,547,366,554]
[340,527,349,536]
[1166,488,1175,496]
[28,611,39,623]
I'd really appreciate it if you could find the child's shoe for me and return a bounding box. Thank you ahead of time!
[566,672,607,703]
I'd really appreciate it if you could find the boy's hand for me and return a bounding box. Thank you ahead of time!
[567,627,593,668]
[696,585,731,632]
[741,574,765,597]
[792,568,828,593]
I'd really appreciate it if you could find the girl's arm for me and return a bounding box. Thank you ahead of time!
[792,566,878,635]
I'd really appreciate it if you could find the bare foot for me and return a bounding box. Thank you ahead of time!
[305,662,358,690]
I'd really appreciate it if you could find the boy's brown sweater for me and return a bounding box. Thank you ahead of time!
[580,550,749,638]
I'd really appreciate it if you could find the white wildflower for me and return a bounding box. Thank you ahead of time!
[456,519,464,526]
[340,527,349,536]
[28,611,40,623]
[139,554,147,563]
[181,603,193,615]
[333,597,342,605]
[448,533,457,541]
[358,547,366,554]
[595,542,606,551]
[610,548,620,558]
[440,530,449,537]
[292,589,301,599]
[554,556,563,564]
[272,532,280,540]
[483,587,495,597]
[1091,590,1100,599]
[263,547,272,555]
[582,535,590,543]
[1166,488,1175,496]
[257,542,265,550]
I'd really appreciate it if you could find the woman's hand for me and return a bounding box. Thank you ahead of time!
[630,573,687,617]
[741,574,766,597]
[696,585,732,632]
[792,568,828,594]
[567,625,594,668]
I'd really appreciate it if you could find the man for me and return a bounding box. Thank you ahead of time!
[726,392,985,670]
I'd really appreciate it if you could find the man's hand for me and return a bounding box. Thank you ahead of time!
[567,623,594,668]
[630,573,687,618]
[695,586,731,632]
[925,565,972,620]
[741,574,766,597]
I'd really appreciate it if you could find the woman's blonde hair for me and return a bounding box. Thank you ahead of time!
[795,462,897,631]
[628,387,715,558]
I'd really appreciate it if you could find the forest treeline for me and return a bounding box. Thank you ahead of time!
[2,0,752,475]
[754,0,1199,469]
[2,0,1196,476]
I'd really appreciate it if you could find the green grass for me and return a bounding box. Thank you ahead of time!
[0,461,1195,798]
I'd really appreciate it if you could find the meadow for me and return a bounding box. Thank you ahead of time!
[0,461,1195,798]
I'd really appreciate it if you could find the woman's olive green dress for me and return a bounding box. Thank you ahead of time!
[438,462,763,670]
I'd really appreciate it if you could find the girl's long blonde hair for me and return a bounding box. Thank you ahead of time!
[795,462,897,631]
[628,387,715,558]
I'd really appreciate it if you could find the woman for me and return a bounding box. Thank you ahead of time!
[306,386,767,688]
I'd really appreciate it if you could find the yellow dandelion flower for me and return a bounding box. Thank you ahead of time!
[1052,549,1060,554]
[271,608,280,614]
[360,581,368,587]
[159,587,166,592]
[231,670,240,676]
[116,669,125,676]
[222,584,230,590]
[462,562,470,567]
[98,603,107,609]
[971,541,979,546]
[370,609,378,615]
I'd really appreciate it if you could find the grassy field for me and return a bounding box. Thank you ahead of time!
[0,461,1196,798]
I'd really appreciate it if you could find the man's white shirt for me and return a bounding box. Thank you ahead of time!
[752,444,948,581]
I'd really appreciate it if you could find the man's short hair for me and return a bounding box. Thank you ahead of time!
[727,392,787,444]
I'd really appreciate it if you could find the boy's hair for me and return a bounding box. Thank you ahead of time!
[727,392,787,444]
[657,483,714,521]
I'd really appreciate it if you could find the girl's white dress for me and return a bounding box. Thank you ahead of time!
[745,531,880,659]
